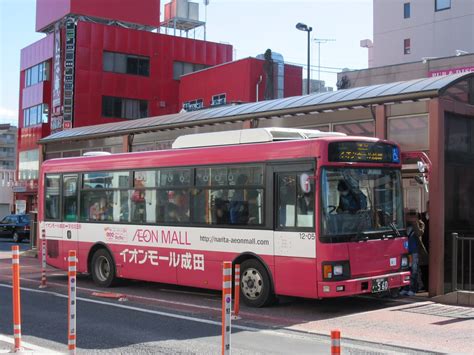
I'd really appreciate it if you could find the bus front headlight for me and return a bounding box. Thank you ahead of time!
[333,265,344,276]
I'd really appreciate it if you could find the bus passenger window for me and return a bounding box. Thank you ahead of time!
[130,189,155,224]
[278,175,296,227]
[63,175,77,222]
[247,189,263,225]
[45,175,60,220]
[296,173,314,227]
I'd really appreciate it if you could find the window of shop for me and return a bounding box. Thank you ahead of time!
[404,3,411,18]
[102,96,148,119]
[103,51,150,77]
[388,115,429,151]
[404,38,411,54]
[333,120,374,137]
[25,61,49,87]
[211,94,226,106]
[173,61,208,80]
[23,104,49,127]
[18,149,39,180]
[183,99,204,112]
[435,0,450,11]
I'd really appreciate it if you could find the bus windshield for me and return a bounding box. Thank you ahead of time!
[321,167,404,239]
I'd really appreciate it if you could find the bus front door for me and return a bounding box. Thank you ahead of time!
[270,162,318,299]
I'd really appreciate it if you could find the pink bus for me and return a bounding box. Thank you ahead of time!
[39,128,410,307]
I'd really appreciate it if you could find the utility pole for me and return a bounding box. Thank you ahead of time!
[314,38,335,88]
[204,0,209,41]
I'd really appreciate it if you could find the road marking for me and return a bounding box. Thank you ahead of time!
[18,276,222,312]
[0,283,405,354]
[0,334,62,354]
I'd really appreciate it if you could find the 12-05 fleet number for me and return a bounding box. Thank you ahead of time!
[299,232,316,240]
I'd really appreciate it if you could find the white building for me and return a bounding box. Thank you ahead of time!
[0,170,15,217]
[370,0,474,67]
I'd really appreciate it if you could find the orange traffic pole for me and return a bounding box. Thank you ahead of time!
[221,261,232,355]
[39,229,47,288]
[233,264,240,318]
[11,245,22,352]
[68,250,77,355]
[331,329,341,355]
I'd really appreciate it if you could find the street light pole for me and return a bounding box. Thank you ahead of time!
[296,22,313,95]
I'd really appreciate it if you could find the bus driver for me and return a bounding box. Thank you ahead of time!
[336,180,367,214]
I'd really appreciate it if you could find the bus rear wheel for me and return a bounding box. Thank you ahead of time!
[91,249,116,287]
[240,259,274,307]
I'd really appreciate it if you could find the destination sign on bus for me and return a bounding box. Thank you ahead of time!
[328,141,400,163]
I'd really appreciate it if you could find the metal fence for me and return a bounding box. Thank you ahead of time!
[451,232,474,292]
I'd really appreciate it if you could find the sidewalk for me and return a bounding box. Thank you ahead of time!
[0,335,61,354]
[289,297,474,353]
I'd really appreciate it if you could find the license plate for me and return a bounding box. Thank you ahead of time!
[371,278,389,293]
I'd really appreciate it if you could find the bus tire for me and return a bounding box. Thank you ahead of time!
[240,259,274,307]
[91,248,116,287]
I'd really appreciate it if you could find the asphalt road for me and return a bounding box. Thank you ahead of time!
[0,284,341,354]
[0,237,31,253]
[0,241,463,354]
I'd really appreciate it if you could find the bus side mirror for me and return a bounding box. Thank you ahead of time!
[416,161,429,193]
[417,161,427,173]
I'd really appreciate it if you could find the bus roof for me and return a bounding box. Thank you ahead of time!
[41,132,398,174]
[172,127,346,149]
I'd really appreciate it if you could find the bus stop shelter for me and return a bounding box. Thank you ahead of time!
[40,72,474,296]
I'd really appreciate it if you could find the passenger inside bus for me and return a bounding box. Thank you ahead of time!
[89,202,100,221]
[164,190,189,223]
[214,198,230,224]
[229,175,249,225]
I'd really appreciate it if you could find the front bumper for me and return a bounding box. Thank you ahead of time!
[318,271,410,298]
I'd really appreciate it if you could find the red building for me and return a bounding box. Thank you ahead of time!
[15,0,302,213]
[16,0,231,212]
[179,57,302,110]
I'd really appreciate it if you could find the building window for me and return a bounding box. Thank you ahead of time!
[23,104,49,127]
[173,61,208,80]
[25,61,49,87]
[404,3,411,18]
[182,99,204,112]
[103,51,150,77]
[102,96,148,119]
[19,149,39,180]
[404,38,411,54]
[435,0,451,11]
[211,94,226,106]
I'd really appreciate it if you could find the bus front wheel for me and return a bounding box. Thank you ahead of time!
[240,259,274,307]
[91,249,116,287]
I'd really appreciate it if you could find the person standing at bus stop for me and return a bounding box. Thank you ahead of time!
[400,214,425,296]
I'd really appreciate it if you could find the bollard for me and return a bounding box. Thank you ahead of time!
[221,261,232,355]
[331,330,341,355]
[12,245,22,352]
[68,251,77,355]
[39,229,47,288]
[233,264,240,319]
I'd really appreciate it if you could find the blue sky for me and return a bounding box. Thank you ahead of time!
[0,0,372,126]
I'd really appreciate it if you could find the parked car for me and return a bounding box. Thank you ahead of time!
[0,214,30,243]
